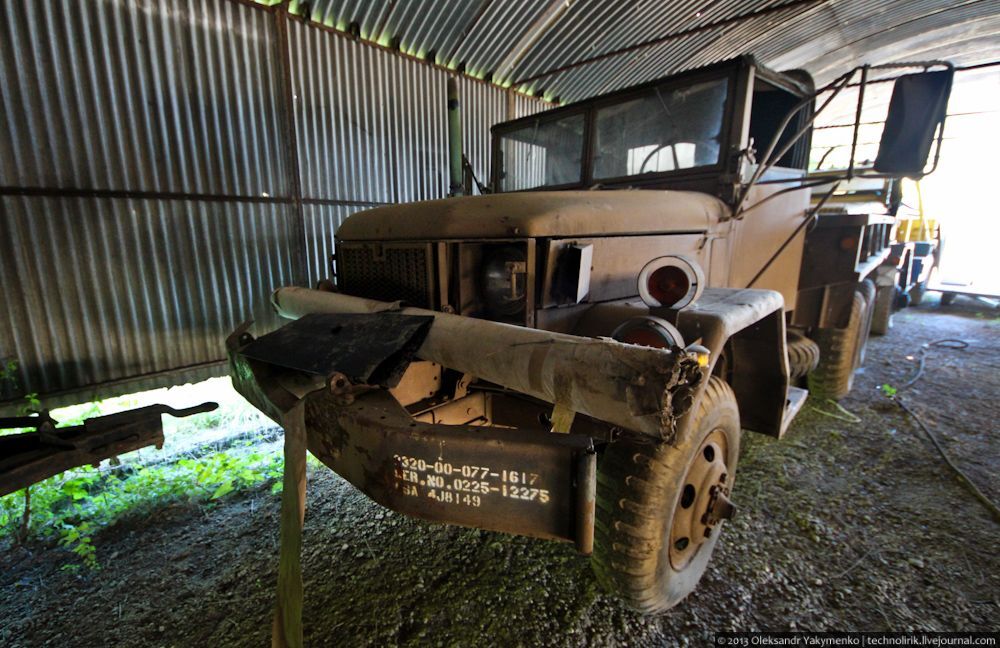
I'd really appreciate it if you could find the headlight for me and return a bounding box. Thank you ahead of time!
[637,255,704,309]
[612,316,684,349]
[481,246,527,316]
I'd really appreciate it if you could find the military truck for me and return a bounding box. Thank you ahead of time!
[228,56,952,613]
[796,172,900,398]
[805,172,940,352]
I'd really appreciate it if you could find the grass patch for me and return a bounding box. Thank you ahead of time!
[0,437,286,570]
[0,377,291,570]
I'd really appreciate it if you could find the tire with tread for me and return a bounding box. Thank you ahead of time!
[592,376,740,614]
[808,290,866,400]
[870,284,894,336]
[855,279,876,366]
[786,331,820,380]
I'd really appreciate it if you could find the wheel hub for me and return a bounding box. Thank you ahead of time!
[669,429,736,569]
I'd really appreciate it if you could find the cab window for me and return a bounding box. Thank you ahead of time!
[592,77,728,180]
[497,114,585,191]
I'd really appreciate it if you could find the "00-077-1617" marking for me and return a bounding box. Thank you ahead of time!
[392,454,552,508]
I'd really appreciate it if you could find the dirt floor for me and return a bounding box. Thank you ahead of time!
[2,296,998,647]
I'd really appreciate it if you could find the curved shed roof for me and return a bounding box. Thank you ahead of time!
[290,0,1000,102]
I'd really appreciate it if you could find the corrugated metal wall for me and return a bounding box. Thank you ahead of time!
[286,20,546,285]
[458,75,516,191]
[0,0,290,195]
[0,0,545,410]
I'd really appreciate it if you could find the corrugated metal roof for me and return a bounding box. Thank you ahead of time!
[297,0,1000,102]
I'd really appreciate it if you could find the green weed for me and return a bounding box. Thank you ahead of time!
[0,358,18,389]
[0,446,284,570]
[0,377,285,570]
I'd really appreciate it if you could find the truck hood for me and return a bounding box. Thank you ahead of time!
[336,190,728,241]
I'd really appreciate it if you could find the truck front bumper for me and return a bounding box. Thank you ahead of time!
[227,290,703,552]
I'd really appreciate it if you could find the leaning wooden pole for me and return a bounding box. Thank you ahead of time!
[272,401,308,648]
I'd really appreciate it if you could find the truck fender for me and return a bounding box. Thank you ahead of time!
[572,288,790,438]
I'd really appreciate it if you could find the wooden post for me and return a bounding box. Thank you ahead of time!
[272,400,308,648]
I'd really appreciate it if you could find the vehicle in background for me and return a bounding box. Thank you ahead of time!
[890,182,943,310]
[228,56,953,614]
[808,173,949,343]
[797,173,901,391]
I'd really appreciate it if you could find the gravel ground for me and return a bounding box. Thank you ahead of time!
[1,296,998,647]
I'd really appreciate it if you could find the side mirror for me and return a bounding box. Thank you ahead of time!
[874,68,954,178]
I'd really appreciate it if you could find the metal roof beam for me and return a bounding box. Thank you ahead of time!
[492,0,575,85]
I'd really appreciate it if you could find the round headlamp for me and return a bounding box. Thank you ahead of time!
[612,316,684,349]
[637,255,704,309]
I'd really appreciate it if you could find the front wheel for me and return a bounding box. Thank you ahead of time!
[592,377,740,614]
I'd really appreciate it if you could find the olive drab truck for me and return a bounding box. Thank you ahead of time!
[228,56,953,613]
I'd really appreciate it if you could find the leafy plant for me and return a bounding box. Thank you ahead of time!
[20,392,41,415]
[0,377,284,569]
[880,383,898,398]
[0,358,18,390]
[59,521,99,570]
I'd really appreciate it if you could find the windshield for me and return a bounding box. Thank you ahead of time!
[497,113,585,191]
[593,77,728,179]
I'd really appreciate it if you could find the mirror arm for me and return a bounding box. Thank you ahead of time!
[735,59,953,217]
[816,146,836,169]
[763,72,853,173]
[733,69,855,218]
[733,176,842,217]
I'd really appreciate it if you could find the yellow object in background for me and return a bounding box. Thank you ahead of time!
[896,180,937,243]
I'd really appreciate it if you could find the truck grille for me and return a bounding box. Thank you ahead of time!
[338,243,434,308]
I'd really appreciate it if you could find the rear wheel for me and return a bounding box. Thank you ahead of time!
[592,377,740,614]
[855,279,876,366]
[808,290,867,400]
[870,284,894,336]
